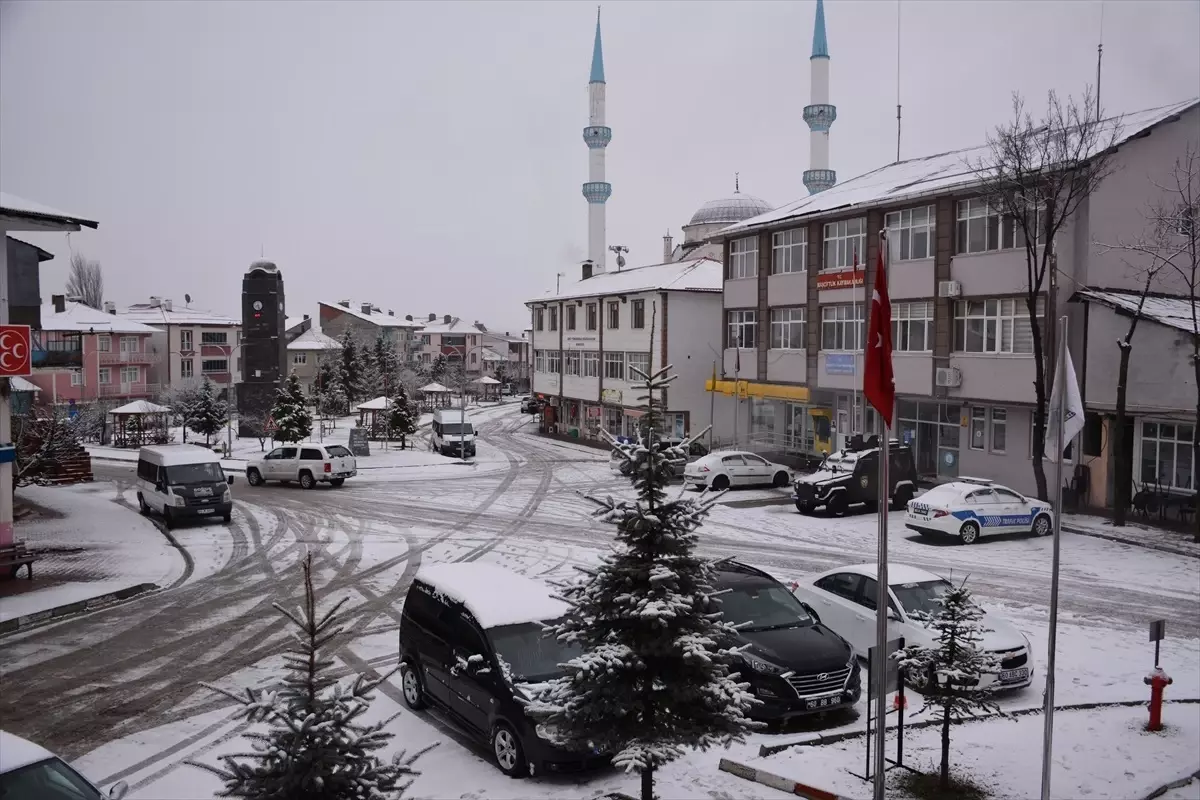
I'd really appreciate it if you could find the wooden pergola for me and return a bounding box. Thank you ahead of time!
[472,375,501,402]
[419,382,453,411]
[354,396,393,439]
[109,400,171,448]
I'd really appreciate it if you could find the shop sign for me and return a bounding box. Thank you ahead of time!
[601,388,623,404]
[586,406,602,418]
[816,269,865,290]
[565,335,598,349]
[825,353,856,376]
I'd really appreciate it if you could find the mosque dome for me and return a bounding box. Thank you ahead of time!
[686,192,772,228]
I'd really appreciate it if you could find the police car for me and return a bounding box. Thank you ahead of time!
[904,477,1054,545]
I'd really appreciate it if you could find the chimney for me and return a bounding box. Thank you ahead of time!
[582,260,594,280]
[443,314,452,324]
[388,310,395,316]
[103,301,116,315]
[52,294,66,313]
[339,300,350,308]
[663,230,674,262]
[428,313,437,322]
[361,303,373,315]
[149,295,160,308]
[303,314,310,320]
[406,315,414,321]
[163,298,173,312]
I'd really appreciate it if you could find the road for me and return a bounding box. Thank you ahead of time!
[0,403,1196,770]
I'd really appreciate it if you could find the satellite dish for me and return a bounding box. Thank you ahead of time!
[617,254,626,269]
[185,293,192,305]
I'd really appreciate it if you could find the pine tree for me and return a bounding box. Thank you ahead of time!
[189,553,434,798]
[895,580,1002,792]
[526,354,755,800]
[387,385,418,448]
[187,377,229,445]
[428,354,447,384]
[358,346,382,401]
[374,333,400,396]
[315,355,347,418]
[271,373,313,444]
[338,331,361,405]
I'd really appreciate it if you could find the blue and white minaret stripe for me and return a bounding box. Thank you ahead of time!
[582,7,611,272]
[803,0,836,195]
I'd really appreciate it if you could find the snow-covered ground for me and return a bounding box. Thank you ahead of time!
[1063,512,1200,558]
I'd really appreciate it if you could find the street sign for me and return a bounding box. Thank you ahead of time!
[868,636,906,698]
[1149,619,1166,642]
[0,324,33,377]
[348,427,371,457]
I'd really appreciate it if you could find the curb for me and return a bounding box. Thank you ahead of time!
[757,698,1200,757]
[1062,524,1200,559]
[1143,768,1200,800]
[0,582,158,636]
[719,758,853,800]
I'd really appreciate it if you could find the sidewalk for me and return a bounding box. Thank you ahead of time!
[1,483,184,632]
[1063,513,1200,558]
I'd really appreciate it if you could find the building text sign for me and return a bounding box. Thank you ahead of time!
[565,335,598,349]
[0,325,33,377]
[816,269,866,290]
[825,353,856,376]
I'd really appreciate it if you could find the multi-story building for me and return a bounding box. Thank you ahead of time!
[710,98,1199,499]
[527,257,733,442]
[318,300,423,362]
[417,315,529,385]
[26,296,161,405]
[286,328,342,395]
[120,297,242,397]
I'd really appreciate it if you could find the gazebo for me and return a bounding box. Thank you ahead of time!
[109,400,171,448]
[419,382,453,411]
[354,396,392,438]
[472,375,501,402]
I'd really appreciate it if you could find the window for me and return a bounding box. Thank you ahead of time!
[955,199,1029,255]
[535,308,544,331]
[626,352,651,380]
[549,307,558,331]
[884,206,935,261]
[772,228,808,274]
[202,359,228,374]
[534,350,546,372]
[581,351,600,377]
[180,358,194,379]
[891,301,933,352]
[586,303,598,331]
[1140,422,1194,491]
[180,330,193,351]
[546,350,561,374]
[770,307,806,349]
[603,352,625,380]
[201,331,228,345]
[726,310,757,349]
[970,407,987,450]
[632,299,645,329]
[953,297,1044,354]
[99,367,111,384]
[70,370,84,387]
[728,236,758,280]
[607,301,620,329]
[292,352,307,365]
[820,304,864,351]
[1030,418,1075,461]
[990,408,1007,452]
[98,335,111,352]
[120,336,139,353]
[120,366,139,384]
[815,572,861,601]
[566,305,577,331]
[823,217,867,270]
[564,350,580,376]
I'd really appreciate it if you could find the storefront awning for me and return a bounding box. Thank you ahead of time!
[705,379,811,403]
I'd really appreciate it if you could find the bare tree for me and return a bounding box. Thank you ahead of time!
[970,89,1121,500]
[66,251,104,309]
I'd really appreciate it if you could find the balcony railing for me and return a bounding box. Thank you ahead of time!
[97,383,159,398]
[98,350,158,365]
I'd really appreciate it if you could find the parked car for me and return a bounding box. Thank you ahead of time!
[245,443,356,489]
[682,451,792,490]
[609,437,708,478]
[135,445,234,527]
[397,562,607,777]
[904,477,1055,544]
[0,729,128,799]
[519,397,544,414]
[792,437,917,515]
[791,563,1033,690]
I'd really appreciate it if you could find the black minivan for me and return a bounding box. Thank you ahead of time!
[397,562,605,777]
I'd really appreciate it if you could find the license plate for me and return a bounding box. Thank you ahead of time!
[910,503,929,515]
[196,508,215,515]
[804,694,841,710]
[999,668,1029,682]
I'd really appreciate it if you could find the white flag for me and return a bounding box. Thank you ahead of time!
[1044,349,1085,462]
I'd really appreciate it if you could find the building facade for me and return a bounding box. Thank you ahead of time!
[121,297,242,395]
[417,316,529,387]
[286,327,341,395]
[318,300,423,362]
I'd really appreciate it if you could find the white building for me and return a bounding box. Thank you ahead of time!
[120,297,242,395]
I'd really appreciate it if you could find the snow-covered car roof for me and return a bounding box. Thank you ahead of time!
[415,563,568,629]
[813,562,944,587]
[138,445,223,467]
[0,730,53,774]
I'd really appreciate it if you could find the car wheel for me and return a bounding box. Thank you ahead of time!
[491,723,529,778]
[246,468,263,486]
[1032,514,1052,537]
[299,472,316,490]
[891,486,914,512]
[137,493,149,515]
[163,508,175,529]
[772,470,790,488]
[796,502,814,515]
[400,661,427,710]
[711,474,731,491]
[330,478,346,487]
[959,520,981,545]
[827,492,847,516]
[222,512,232,524]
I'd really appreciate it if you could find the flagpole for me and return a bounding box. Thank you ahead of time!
[872,231,890,800]
[1040,314,1069,800]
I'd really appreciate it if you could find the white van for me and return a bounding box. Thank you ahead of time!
[431,408,476,457]
[136,445,234,528]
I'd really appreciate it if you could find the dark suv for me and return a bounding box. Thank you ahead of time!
[793,436,917,515]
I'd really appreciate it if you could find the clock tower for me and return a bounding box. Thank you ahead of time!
[237,259,287,436]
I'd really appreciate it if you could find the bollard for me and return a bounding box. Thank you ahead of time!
[1143,666,1173,731]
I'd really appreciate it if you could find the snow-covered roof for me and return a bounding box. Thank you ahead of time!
[287,328,342,351]
[0,191,98,229]
[0,730,53,773]
[416,562,568,628]
[10,376,39,392]
[420,382,451,393]
[421,317,473,334]
[473,375,501,384]
[531,257,722,304]
[354,396,392,411]
[121,303,239,327]
[285,316,304,331]
[480,347,506,362]
[319,301,423,328]
[137,444,222,466]
[1073,289,1198,335]
[719,98,1200,238]
[41,301,161,334]
[109,400,171,415]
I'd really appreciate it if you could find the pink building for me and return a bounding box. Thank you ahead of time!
[28,297,162,406]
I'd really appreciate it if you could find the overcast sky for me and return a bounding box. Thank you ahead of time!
[2,0,1197,333]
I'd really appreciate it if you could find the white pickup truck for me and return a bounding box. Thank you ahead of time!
[245,443,357,489]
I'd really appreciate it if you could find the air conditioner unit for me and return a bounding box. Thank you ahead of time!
[938,280,962,298]
[935,367,963,388]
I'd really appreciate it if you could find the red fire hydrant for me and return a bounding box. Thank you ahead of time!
[1144,666,1173,731]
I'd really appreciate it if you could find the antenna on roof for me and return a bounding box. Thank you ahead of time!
[608,244,629,271]
[1096,0,1105,121]
[735,172,740,193]
[184,293,192,306]
[895,0,902,162]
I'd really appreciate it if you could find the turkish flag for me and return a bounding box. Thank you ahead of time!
[864,247,895,428]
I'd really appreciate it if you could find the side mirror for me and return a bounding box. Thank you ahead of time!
[109,781,130,800]
[452,652,492,678]
[227,475,235,485]
[887,607,900,622]
[801,602,820,623]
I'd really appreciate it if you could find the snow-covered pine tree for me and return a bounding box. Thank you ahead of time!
[187,377,228,445]
[894,580,1002,792]
[387,385,418,447]
[428,353,447,384]
[526,353,755,800]
[315,354,347,418]
[338,331,362,405]
[189,552,434,799]
[374,332,400,395]
[358,346,382,401]
[271,373,313,444]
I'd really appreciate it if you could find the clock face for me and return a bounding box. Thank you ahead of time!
[252,301,263,311]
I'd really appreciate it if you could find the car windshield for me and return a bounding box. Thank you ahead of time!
[488,620,583,683]
[442,423,474,435]
[718,583,814,632]
[325,445,352,458]
[0,757,104,799]
[164,462,224,485]
[891,579,953,618]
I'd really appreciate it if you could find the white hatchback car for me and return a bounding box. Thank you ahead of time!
[246,443,357,489]
[682,451,792,491]
[905,477,1055,545]
[0,729,128,798]
[791,563,1034,690]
